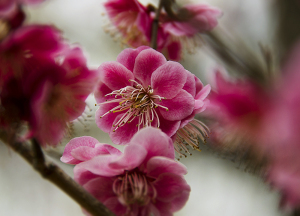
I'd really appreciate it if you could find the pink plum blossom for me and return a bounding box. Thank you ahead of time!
[0,25,98,146]
[159,4,222,60]
[95,46,210,155]
[208,70,271,144]
[61,127,190,216]
[104,0,152,48]
[263,42,300,210]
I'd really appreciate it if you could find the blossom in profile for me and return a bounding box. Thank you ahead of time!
[160,4,222,60]
[95,46,210,155]
[0,25,98,146]
[61,127,190,216]
[104,0,152,48]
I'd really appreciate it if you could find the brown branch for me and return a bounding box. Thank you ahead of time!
[204,30,268,84]
[150,0,163,49]
[275,0,300,65]
[1,132,115,216]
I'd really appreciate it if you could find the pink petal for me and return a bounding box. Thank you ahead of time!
[99,62,133,90]
[95,102,121,133]
[109,116,139,145]
[151,61,187,99]
[194,75,203,95]
[94,82,114,103]
[129,127,175,164]
[60,136,99,164]
[103,197,127,216]
[183,70,196,97]
[166,41,182,61]
[116,46,150,71]
[169,188,190,212]
[195,84,211,101]
[98,144,122,156]
[74,169,99,186]
[74,155,124,177]
[109,144,147,170]
[83,176,116,203]
[156,116,181,137]
[158,89,195,121]
[133,49,167,87]
[154,173,190,202]
[147,156,187,178]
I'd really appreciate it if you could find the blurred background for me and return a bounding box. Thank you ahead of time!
[0,0,287,215]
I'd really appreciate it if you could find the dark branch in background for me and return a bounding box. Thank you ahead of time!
[203,30,268,84]
[275,0,300,65]
[0,130,115,216]
[150,0,163,49]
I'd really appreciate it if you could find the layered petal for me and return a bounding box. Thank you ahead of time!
[99,62,133,90]
[158,89,194,121]
[133,49,166,86]
[147,156,187,178]
[151,61,187,99]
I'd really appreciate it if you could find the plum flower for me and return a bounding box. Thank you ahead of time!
[95,46,210,155]
[160,4,222,60]
[104,0,151,48]
[0,25,98,146]
[61,127,190,216]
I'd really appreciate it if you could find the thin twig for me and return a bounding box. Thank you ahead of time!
[0,132,115,216]
[150,0,163,49]
[275,0,300,65]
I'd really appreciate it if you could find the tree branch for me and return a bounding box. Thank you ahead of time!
[150,0,163,49]
[1,132,115,216]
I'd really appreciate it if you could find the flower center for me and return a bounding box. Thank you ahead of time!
[99,80,168,131]
[113,171,157,209]
[174,119,210,159]
[0,19,10,41]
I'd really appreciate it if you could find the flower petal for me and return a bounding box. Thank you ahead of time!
[147,156,187,178]
[158,89,194,121]
[60,136,100,164]
[109,144,147,170]
[183,70,196,97]
[116,46,150,71]
[166,41,182,61]
[109,116,139,145]
[151,61,187,99]
[103,197,127,216]
[74,155,124,177]
[95,102,121,133]
[94,81,114,103]
[155,115,181,137]
[129,127,175,164]
[133,49,167,86]
[154,173,190,203]
[83,176,116,203]
[99,62,133,90]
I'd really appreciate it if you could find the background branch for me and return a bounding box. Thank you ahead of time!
[0,131,115,216]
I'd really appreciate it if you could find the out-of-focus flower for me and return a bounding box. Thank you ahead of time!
[209,71,270,143]
[104,0,151,48]
[263,42,300,210]
[0,25,98,146]
[61,127,190,216]
[0,0,45,30]
[103,0,221,61]
[160,4,222,60]
[95,46,210,155]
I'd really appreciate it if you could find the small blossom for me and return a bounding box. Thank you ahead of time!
[160,4,222,60]
[61,127,190,216]
[95,46,210,155]
[104,0,151,48]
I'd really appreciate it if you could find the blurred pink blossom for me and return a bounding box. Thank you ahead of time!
[104,0,151,48]
[61,127,190,216]
[0,25,98,146]
[95,46,210,155]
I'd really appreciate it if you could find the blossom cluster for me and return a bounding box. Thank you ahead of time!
[104,0,222,61]
[0,1,98,146]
